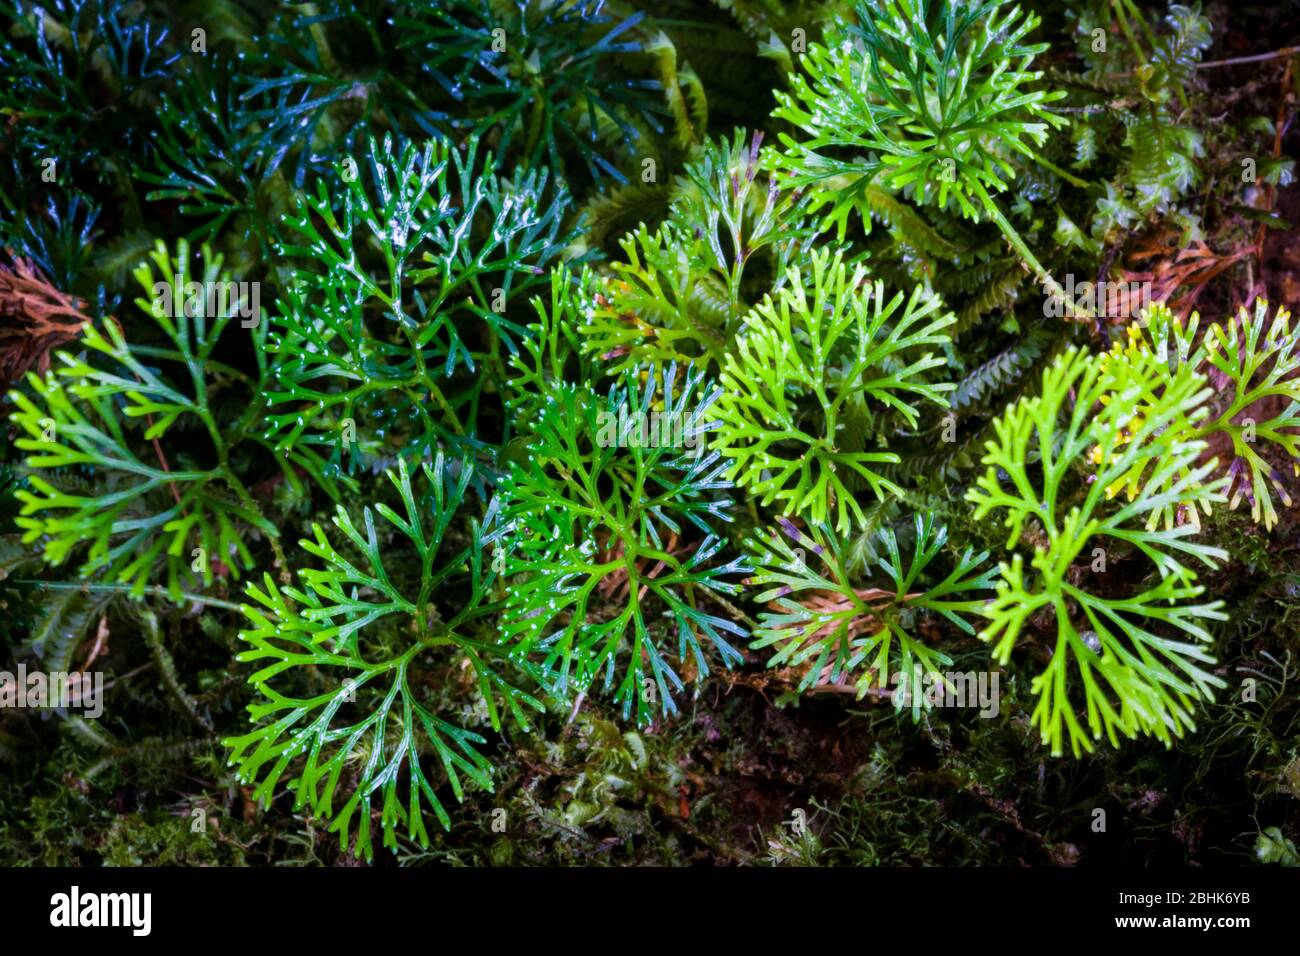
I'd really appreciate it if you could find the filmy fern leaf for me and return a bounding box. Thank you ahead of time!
[770,0,1066,232]
[264,134,572,479]
[224,455,541,861]
[493,362,747,724]
[1106,299,1300,530]
[747,513,995,717]
[9,239,278,598]
[708,248,954,532]
[967,345,1230,756]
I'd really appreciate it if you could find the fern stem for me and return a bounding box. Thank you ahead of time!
[1110,0,1148,67]
[21,580,246,612]
[970,181,1091,322]
[1123,0,1161,59]
[1196,47,1300,69]
[1030,152,1089,189]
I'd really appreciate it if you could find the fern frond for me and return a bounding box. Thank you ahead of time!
[950,267,1026,340]
[577,181,671,250]
[967,345,1229,756]
[492,363,747,724]
[224,455,541,861]
[747,513,995,716]
[709,248,954,531]
[950,329,1054,414]
[9,239,279,598]
[859,184,968,260]
[770,0,1066,231]
[264,134,572,477]
[1108,300,1300,530]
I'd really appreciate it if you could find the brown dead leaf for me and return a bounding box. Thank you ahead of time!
[0,254,91,389]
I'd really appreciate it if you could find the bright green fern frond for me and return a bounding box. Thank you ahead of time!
[223,454,541,862]
[1108,299,1300,530]
[967,345,1230,757]
[583,221,734,374]
[505,267,599,425]
[708,248,955,532]
[583,130,815,376]
[1201,300,1300,527]
[9,239,277,598]
[492,362,747,725]
[770,0,1066,233]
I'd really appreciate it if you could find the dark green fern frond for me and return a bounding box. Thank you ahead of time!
[858,184,968,261]
[264,134,573,479]
[0,0,180,171]
[577,181,672,250]
[394,0,670,185]
[494,362,747,724]
[16,585,114,671]
[134,54,280,252]
[949,328,1056,415]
